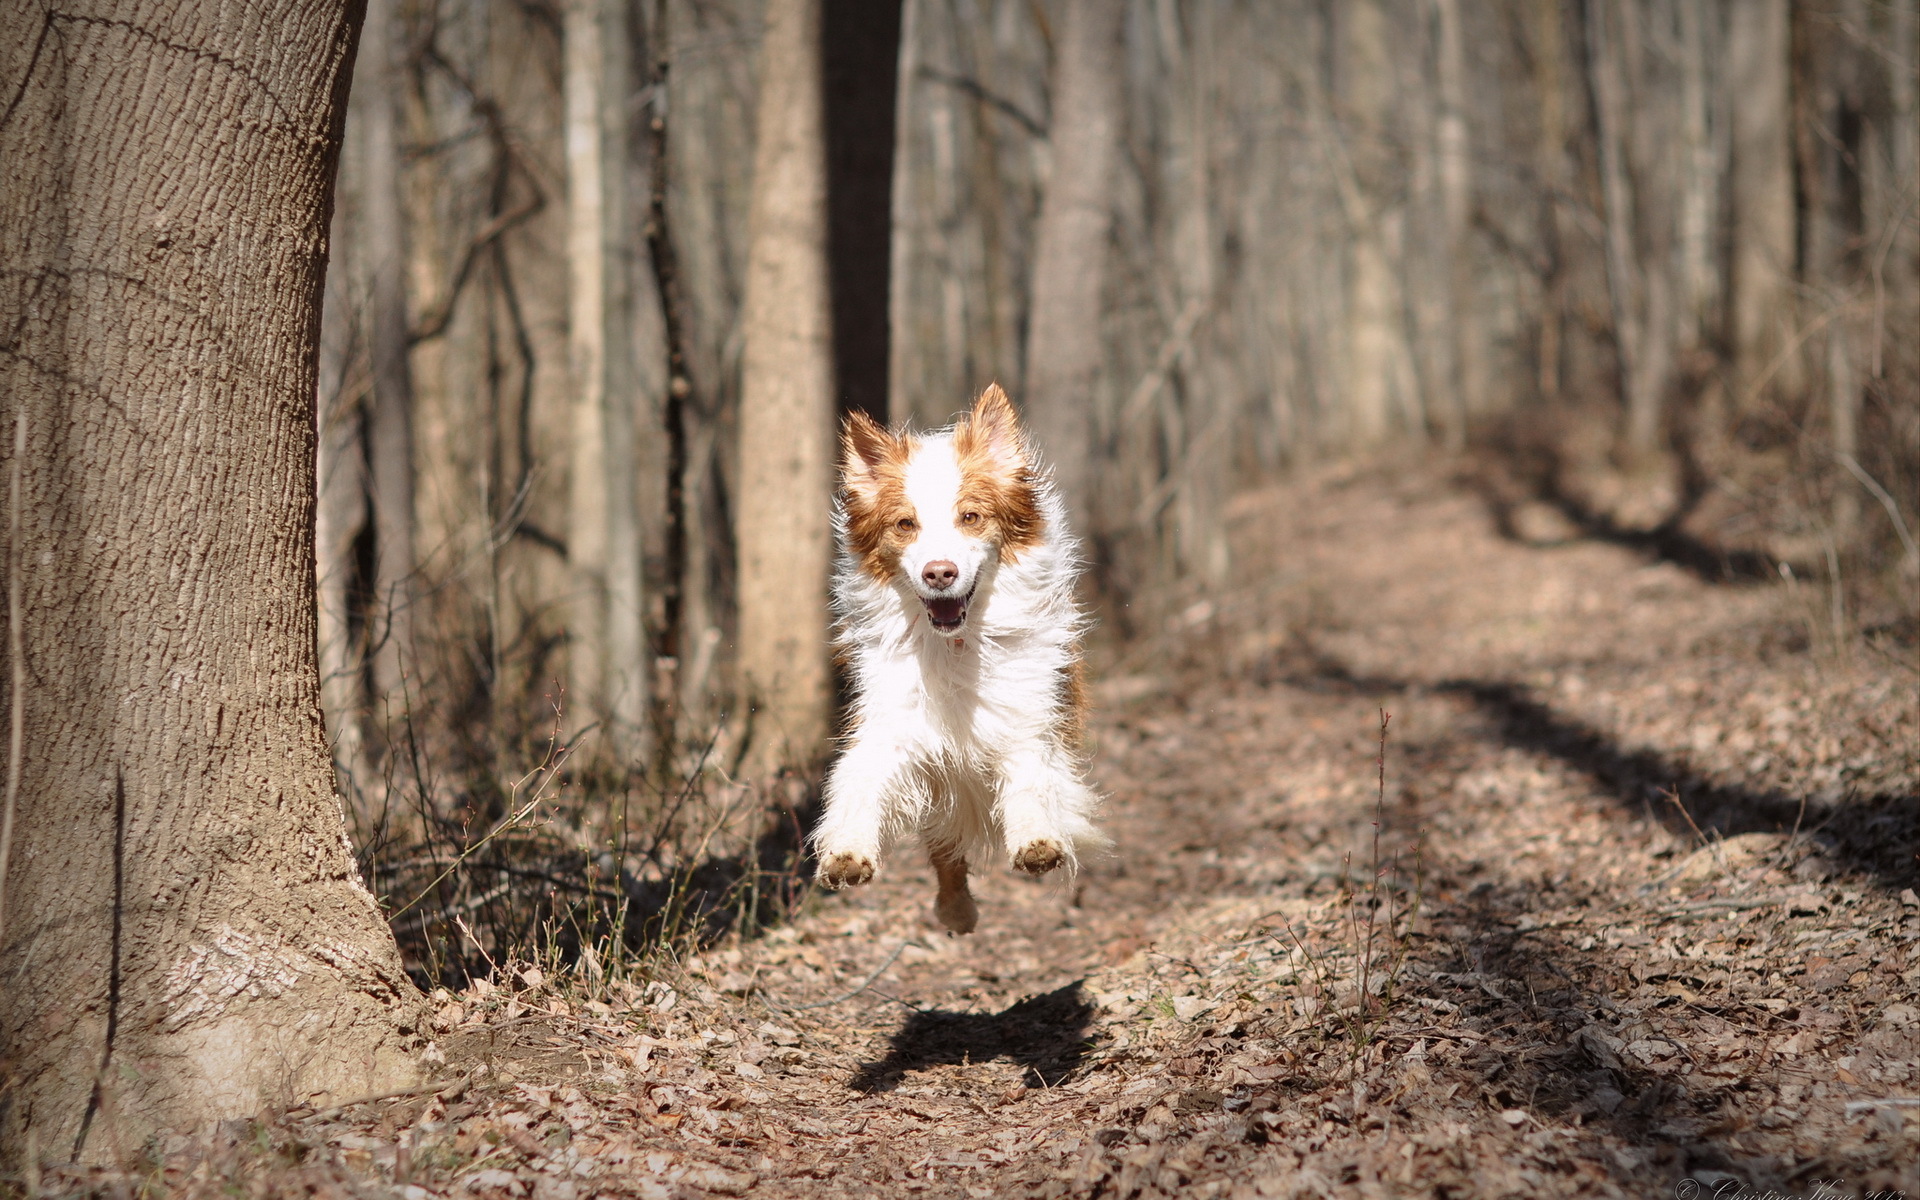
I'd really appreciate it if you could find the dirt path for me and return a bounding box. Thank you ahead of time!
[79,461,1917,1199]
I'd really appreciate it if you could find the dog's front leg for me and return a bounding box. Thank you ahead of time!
[996,742,1101,877]
[812,734,914,889]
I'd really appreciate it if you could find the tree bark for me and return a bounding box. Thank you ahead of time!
[0,0,423,1160]
[1337,0,1425,446]
[1587,0,1668,458]
[823,0,902,427]
[1434,0,1482,442]
[735,0,835,772]
[1675,0,1718,351]
[1725,0,1797,405]
[315,208,374,797]
[1024,0,1123,524]
[360,0,420,724]
[565,0,648,758]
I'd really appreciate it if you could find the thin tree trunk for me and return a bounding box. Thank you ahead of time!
[0,0,422,1159]
[565,0,648,758]
[360,0,419,726]
[823,0,902,426]
[735,0,835,772]
[1024,0,1123,524]
[1531,0,1569,404]
[1434,0,1481,442]
[1725,0,1797,406]
[1675,0,1718,351]
[1587,0,1662,458]
[1338,0,1424,446]
[316,210,374,798]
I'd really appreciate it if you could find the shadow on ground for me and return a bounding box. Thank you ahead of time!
[1448,679,1918,891]
[1276,644,1916,892]
[1467,414,1779,584]
[849,982,1097,1093]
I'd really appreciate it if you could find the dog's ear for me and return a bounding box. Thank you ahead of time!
[958,383,1027,479]
[841,410,895,502]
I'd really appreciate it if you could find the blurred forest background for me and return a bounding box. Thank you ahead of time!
[312,0,1917,980]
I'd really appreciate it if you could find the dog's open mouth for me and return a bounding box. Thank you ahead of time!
[922,586,974,633]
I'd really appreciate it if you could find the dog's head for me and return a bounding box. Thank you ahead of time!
[840,383,1044,636]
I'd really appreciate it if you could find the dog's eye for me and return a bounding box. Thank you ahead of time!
[895,517,917,533]
[960,511,981,526]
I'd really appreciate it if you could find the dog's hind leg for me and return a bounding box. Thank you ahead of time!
[929,844,978,935]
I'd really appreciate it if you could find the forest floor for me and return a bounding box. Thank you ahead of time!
[48,456,1919,1200]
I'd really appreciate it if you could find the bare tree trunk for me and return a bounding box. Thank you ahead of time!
[1531,0,1570,404]
[1587,0,1666,458]
[1725,0,1798,406]
[316,210,374,797]
[823,0,903,426]
[1434,0,1481,442]
[1338,0,1424,446]
[1024,0,1122,524]
[565,0,648,759]
[735,0,834,772]
[1675,0,1718,351]
[360,0,419,727]
[0,0,423,1159]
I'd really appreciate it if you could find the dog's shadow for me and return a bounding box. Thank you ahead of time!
[849,982,1097,1093]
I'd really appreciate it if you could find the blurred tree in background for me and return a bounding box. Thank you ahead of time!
[306,0,1915,975]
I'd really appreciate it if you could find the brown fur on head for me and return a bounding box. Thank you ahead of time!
[952,384,1045,564]
[840,411,919,583]
[839,384,1048,583]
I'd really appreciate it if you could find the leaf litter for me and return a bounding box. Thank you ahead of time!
[28,459,1916,1199]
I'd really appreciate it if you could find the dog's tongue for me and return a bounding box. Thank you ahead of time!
[927,596,966,626]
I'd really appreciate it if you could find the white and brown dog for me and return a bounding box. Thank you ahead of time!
[810,384,1105,934]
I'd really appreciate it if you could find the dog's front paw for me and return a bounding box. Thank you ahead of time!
[1012,838,1065,876]
[816,851,876,890]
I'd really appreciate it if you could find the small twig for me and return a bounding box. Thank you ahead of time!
[915,66,1047,138]
[295,1075,472,1125]
[1847,1099,1920,1116]
[0,403,22,945]
[453,913,500,979]
[1833,450,1919,567]
[1662,785,1712,850]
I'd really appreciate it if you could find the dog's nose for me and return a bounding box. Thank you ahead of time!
[922,560,959,591]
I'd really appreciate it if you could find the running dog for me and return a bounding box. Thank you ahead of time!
[810,384,1104,934]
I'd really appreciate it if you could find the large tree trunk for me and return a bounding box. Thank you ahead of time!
[1023,0,1122,525]
[735,0,835,772]
[565,0,648,758]
[0,0,423,1160]
[360,0,420,727]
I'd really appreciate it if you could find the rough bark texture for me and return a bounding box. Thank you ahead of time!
[735,0,835,771]
[1022,0,1122,523]
[565,0,648,755]
[0,0,423,1160]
